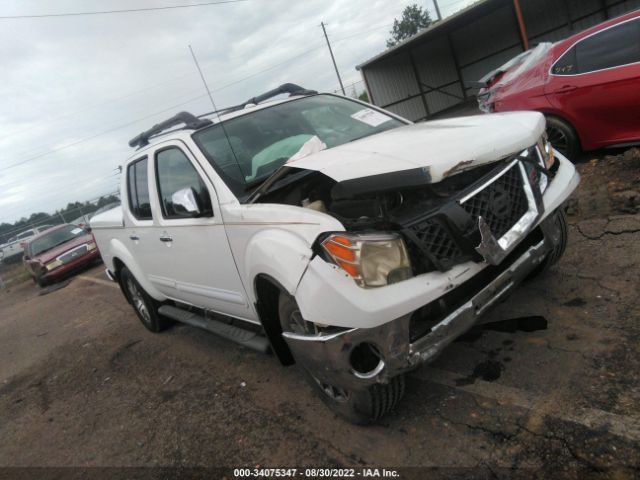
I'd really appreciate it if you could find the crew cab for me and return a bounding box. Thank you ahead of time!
[91,84,579,424]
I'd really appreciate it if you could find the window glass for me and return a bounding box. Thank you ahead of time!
[156,148,212,219]
[193,95,404,198]
[127,157,152,220]
[17,231,34,240]
[576,19,640,73]
[552,47,577,75]
[30,225,86,257]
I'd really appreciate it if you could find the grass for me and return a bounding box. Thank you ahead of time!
[0,261,31,289]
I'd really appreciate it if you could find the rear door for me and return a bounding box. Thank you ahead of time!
[546,17,640,147]
[141,141,254,321]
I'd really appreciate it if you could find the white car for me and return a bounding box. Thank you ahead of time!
[1,225,53,263]
[91,84,579,423]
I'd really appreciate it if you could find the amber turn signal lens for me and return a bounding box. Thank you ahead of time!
[323,241,356,263]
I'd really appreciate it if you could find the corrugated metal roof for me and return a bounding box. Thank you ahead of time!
[356,0,495,70]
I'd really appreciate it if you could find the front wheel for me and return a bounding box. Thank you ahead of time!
[278,292,405,424]
[528,209,569,279]
[120,267,171,332]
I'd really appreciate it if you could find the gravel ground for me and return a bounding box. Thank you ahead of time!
[0,154,639,478]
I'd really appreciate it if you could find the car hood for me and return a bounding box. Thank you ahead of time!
[286,111,545,183]
[34,233,94,263]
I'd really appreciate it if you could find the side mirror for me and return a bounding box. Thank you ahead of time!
[171,187,201,216]
[84,226,92,233]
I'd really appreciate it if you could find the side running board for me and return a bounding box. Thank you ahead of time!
[158,305,271,354]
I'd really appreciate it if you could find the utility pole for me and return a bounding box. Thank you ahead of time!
[433,0,442,21]
[320,22,345,95]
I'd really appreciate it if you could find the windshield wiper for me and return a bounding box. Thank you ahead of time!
[245,165,292,204]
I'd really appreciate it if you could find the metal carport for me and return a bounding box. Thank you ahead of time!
[357,0,640,121]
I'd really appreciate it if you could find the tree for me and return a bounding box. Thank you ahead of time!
[386,4,433,48]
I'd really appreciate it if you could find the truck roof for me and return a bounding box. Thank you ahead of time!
[127,83,317,151]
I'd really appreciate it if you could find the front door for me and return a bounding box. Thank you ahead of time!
[142,141,254,322]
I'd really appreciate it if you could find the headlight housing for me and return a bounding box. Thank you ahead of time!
[537,132,555,170]
[46,259,63,271]
[528,132,557,194]
[321,233,412,288]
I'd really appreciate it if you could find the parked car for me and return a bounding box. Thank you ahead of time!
[23,224,101,287]
[1,225,54,263]
[91,83,579,423]
[477,10,640,159]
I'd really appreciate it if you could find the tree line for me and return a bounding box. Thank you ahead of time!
[0,194,119,243]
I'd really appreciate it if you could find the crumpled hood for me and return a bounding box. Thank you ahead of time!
[287,111,545,183]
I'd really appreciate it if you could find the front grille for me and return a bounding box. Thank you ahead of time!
[409,226,544,342]
[401,160,532,273]
[405,217,464,267]
[461,163,529,239]
[59,245,88,264]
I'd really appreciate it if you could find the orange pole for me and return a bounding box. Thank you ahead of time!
[513,0,530,50]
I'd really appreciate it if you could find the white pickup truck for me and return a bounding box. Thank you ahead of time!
[1,226,52,263]
[91,84,579,423]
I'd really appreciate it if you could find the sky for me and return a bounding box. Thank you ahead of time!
[0,0,476,224]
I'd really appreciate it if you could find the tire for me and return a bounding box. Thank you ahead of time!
[545,116,580,161]
[278,292,405,424]
[35,275,49,288]
[528,209,569,279]
[120,267,171,332]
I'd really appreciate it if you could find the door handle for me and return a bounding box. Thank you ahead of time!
[129,235,140,241]
[554,85,577,94]
[159,234,173,243]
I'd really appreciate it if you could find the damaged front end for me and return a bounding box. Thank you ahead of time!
[275,141,570,391]
[282,209,564,391]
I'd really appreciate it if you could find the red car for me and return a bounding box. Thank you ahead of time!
[478,10,640,159]
[23,224,101,287]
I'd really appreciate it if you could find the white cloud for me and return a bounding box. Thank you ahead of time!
[0,0,474,223]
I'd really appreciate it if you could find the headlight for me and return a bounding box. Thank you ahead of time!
[321,233,412,288]
[87,241,97,251]
[46,259,63,271]
[531,133,557,194]
[537,132,555,170]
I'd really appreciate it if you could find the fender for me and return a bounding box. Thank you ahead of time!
[244,228,313,303]
[108,237,167,301]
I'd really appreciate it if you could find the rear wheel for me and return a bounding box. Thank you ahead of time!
[120,267,171,332]
[278,292,405,424]
[545,116,580,161]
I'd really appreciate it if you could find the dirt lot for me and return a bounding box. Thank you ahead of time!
[0,152,639,478]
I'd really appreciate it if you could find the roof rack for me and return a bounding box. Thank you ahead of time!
[129,84,316,149]
[236,83,317,111]
[128,111,212,148]
[199,83,317,118]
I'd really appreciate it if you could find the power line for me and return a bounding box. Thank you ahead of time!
[0,20,396,175]
[0,0,250,20]
[0,44,326,174]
